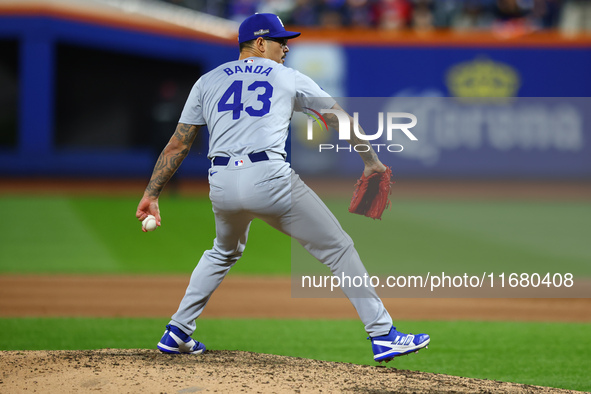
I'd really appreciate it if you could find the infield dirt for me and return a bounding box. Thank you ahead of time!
[0,348,583,394]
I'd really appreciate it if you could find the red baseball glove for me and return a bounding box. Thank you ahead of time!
[348,167,393,220]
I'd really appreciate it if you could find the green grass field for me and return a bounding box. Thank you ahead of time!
[0,195,589,391]
[0,195,289,274]
[1,195,589,276]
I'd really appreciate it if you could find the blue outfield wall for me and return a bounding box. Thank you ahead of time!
[0,14,590,178]
[290,97,591,179]
[0,15,235,177]
[344,46,591,98]
[342,46,590,179]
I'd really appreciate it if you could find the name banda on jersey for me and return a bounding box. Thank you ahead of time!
[224,65,273,76]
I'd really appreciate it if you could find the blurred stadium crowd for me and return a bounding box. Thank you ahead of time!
[159,0,591,32]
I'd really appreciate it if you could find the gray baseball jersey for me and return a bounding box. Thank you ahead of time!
[179,57,333,159]
[169,56,393,339]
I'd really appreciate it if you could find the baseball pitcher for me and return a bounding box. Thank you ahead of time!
[136,13,430,363]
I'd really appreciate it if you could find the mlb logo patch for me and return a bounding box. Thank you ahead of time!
[244,59,254,64]
[234,160,244,167]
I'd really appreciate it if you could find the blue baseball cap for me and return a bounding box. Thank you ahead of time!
[238,13,301,44]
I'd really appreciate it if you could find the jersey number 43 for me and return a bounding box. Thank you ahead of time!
[217,80,273,120]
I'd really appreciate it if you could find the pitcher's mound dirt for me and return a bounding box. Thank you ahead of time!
[0,349,579,393]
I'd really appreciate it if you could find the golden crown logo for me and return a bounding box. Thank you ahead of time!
[446,57,520,99]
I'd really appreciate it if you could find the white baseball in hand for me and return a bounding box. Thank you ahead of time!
[142,215,157,232]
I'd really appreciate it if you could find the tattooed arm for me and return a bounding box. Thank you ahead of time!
[136,123,202,230]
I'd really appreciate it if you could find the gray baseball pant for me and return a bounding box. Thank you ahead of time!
[169,156,393,337]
